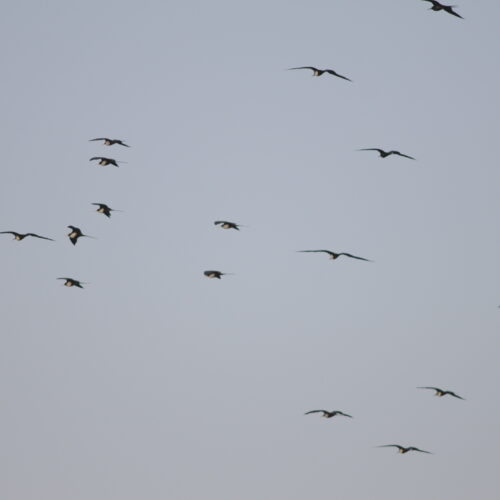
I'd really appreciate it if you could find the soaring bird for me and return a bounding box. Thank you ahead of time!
[58,277,85,288]
[204,270,233,279]
[89,157,121,167]
[214,220,241,231]
[359,148,415,160]
[378,445,432,454]
[421,0,463,19]
[0,231,54,241]
[288,66,352,82]
[92,203,121,218]
[298,250,371,262]
[67,226,94,246]
[305,410,353,418]
[417,387,465,400]
[89,138,130,147]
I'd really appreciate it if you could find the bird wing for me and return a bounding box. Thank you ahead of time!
[446,7,463,19]
[408,447,431,454]
[116,140,130,147]
[304,410,326,415]
[298,250,334,255]
[0,231,16,235]
[337,412,353,418]
[26,233,54,241]
[89,138,108,142]
[325,70,352,82]
[392,151,416,160]
[378,445,401,449]
[214,221,226,225]
[359,148,384,154]
[288,66,318,72]
[446,391,465,400]
[338,253,371,261]
[89,157,102,161]
[417,386,440,391]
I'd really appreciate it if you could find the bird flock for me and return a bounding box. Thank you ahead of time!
[2,0,476,465]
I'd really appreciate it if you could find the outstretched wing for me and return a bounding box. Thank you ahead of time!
[359,148,385,154]
[408,447,432,454]
[288,66,318,72]
[446,391,465,400]
[305,410,326,415]
[325,70,352,82]
[392,151,416,160]
[338,253,371,262]
[89,138,108,142]
[417,386,440,391]
[26,233,54,241]
[298,250,334,255]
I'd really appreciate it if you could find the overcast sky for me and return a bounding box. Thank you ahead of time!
[1,1,500,499]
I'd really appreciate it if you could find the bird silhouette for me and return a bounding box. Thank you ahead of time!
[92,203,122,218]
[0,231,54,241]
[378,445,432,454]
[417,387,465,400]
[89,138,130,147]
[298,250,371,261]
[204,270,233,279]
[305,410,353,418]
[89,157,122,167]
[67,226,94,246]
[288,66,352,82]
[359,148,415,160]
[214,220,241,231]
[58,277,85,288]
[421,0,463,19]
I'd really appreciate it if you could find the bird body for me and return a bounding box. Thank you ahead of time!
[378,444,431,454]
[90,138,130,147]
[0,231,53,241]
[67,226,93,246]
[359,148,415,160]
[418,387,465,400]
[204,270,233,279]
[298,250,371,262]
[422,0,463,18]
[288,66,352,82]
[89,157,120,167]
[58,278,84,288]
[214,220,240,230]
[92,203,120,218]
[305,410,353,418]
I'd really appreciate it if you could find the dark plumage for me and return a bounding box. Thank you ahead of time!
[214,220,240,231]
[417,387,465,400]
[305,410,353,418]
[204,270,233,279]
[92,203,121,218]
[89,157,121,167]
[378,445,432,454]
[67,226,94,246]
[89,138,130,147]
[58,277,85,288]
[288,66,352,82]
[298,250,371,262]
[421,0,463,19]
[359,148,415,160]
[0,231,54,241]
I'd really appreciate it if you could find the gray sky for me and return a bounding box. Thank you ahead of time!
[1,1,500,499]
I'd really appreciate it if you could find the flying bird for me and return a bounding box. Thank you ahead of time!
[305,410,353,418]
[58,277,85,288]
[0,231,54,241]
[298,250,371,262]
[288,66,352,82]
[89,157,122,167]
[417,387,465,400]
[89,138,130,147]
[92,203,121,218]
[378,445,432,454]
[214,220,241,231]
[67,226,94,246]
[421,0,463,19]
[359,148,415,160]
[204,270,233,279]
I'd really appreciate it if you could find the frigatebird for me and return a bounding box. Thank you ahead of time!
[0,231,54,241]
[305,410,353,418]
[89,157,122,167]
[359,148,415,160]
[204,270,233,279]
[288,66,352,82]
[378,445,432,454]
[58,278,85,288]
[421,0,463,19]
[214,220,241,231]
[92,203,121,218]
[298,250,371,262]
[67,226,94,246]
[89,138,130,147]
[417,387,465,400]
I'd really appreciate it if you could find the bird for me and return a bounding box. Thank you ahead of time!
[378,445,432,454]
[57,277,85,288]
[421,0,463,19]
[305,410,353,418]
[204,270,233,279]
[214,220,241,231]
[298,250,371,262]
[358,148,416,160]
[67,226,94,246]
[288,66,352,82]
[89,157,122,167]
[0,231,54,241]
[92,203,121,218]
[417,387,465,400]
[89,138,130,147]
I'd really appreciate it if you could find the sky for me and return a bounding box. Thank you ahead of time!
[1,1,500,499]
